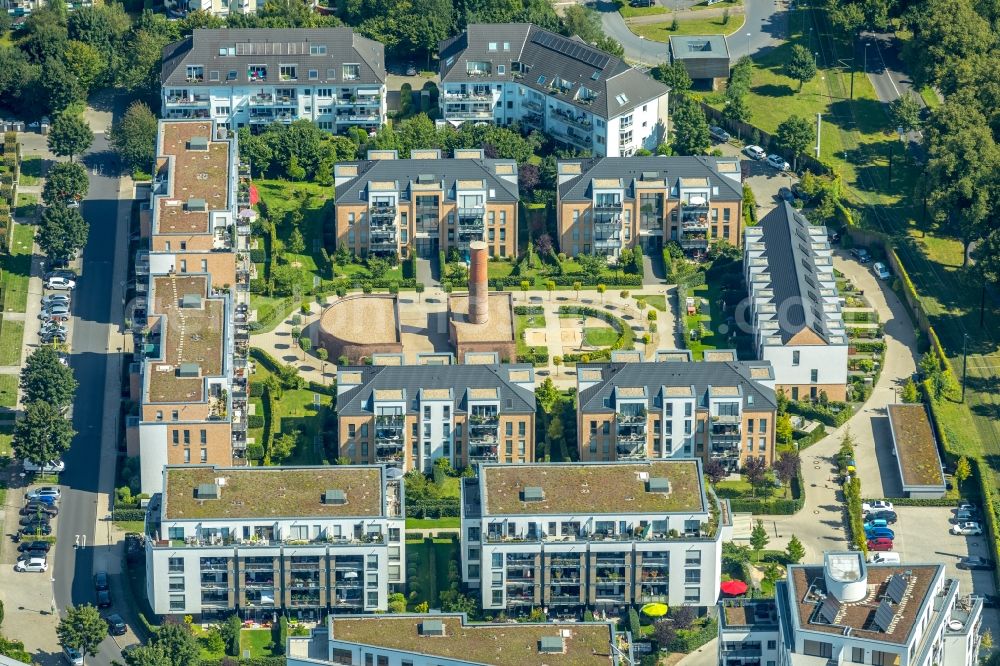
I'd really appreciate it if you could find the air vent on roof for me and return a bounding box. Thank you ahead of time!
[417,174,436,185]
[521,487,545,502]
[177,363,201,378]
[538,636,564,654]
[196,483,220,499]
[181,293,202,308]
[324,489,347,505]
[647,477,670,493]
[188,136,209,151]
[187,198,207,212]
[420,620,445,636]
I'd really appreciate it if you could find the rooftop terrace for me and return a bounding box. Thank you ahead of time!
[482,461,704,516]
[163,465,384,520]
[147,275,224,404]
[328,615,618,665]
[156,121,231,235]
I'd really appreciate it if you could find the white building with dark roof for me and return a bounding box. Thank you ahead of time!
[160,28,386,133]
[438,23,670,157]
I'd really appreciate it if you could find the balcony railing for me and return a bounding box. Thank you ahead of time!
[370,204,396,219]
[551,129,591,149]
[594,236,621,250]
[444,110,495,121]
[444,90,493,101]
[522,99,543,112]
[469,445,499,463]
[551,107,592,130]
[165,95,210,107]
[595,200,623,211]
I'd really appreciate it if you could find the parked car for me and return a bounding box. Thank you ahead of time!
[791,182,809,200]
[20,503,58,518]
[46,277,76,291]
[955,509,979,522]
[864,526,895,540]
[18,540,52,553]
[94,571,109,591]
[14,557,48,573]
[766,154,791,171]
[26,487,61,501]
[41,294,70,308]
[866,510,897,524]
[744,145,766,160]
[23,459,65,473]
[25,492,57,506]
[950,522,983,536]
[66,199,80,209]
[709,125,731,142]
[40,304,70,320]
[43,270,77,283]
[96,589,112,608]
[19,511,52,526]
[862,500,892,513]
[957,556,994,571]
[17,549,48,562]
[40,331,68,344]
[863,518,889,530]
[63,646,84,666]
[873,262,891,280]
[866,552,901,564]
[851,247,871,263]
[106,614,127,636]
[957,501,978,512]
[405,63,417,76]
[867,537,894,551]
[777,187,795,202]
[20,522,52,536]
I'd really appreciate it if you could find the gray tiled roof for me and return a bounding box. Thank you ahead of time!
[161,28,385,87]
[336,365,536,416]
[335,158,520,204]
[439,23,668,119]
[558,156,742,201]
[577,361,777,412]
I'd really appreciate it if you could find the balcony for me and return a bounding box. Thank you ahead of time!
[551,107,592,130]
[370,204,397,219]
[521,113,544,129]
[680,237,709,249]
[549,593,581,605]
[617,439,647,459]
[595,200,623,211]
[550,129,591,150]
[444,109,495,121]
[594,236,621,251]
[165,95,210,107]
[522,99,543,112]
[444,90,493,101]
[469,444,499,464]
[376,443,404,466]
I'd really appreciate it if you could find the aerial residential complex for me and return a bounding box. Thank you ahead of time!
[287,613,634,665]
[461,460,732,613]
[556,156,744,257]
[165,0,258,17]
[160,28,387,133]
[129,120,250,494]
[144,465,405,619]
[438,23,670,157]
[576,354,777,472]
[332,149,520,260]
[719,551,982,666]
[744,202,848,401]
[335,363,537,473]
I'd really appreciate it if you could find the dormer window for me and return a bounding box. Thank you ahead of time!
[185,66,204,82]
[279,65,297,81]
[488,42,498,51]
[309,45,327,55]
[342,64,361,80]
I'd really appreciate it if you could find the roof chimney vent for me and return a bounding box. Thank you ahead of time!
[187,198,207,212]
[420,620,445,636]
[647,477,671,493]
[181,293,202,308]
[196,483,220,499]
[323,489,347,505]
[521,487,545,502]
[188,136,209,151]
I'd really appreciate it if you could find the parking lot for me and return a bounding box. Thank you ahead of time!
[712,139,798,215]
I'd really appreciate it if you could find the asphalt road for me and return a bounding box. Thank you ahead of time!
[861,31,925,148]
[52,129,129,666]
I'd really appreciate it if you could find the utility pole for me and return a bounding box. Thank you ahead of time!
[815,113,822,158]
[887,142,893,186]
[962,333,969,402]
[864,42,870,76]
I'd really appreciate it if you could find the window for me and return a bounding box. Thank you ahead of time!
[215,106,230,115]
[168,557,184,573]
[492,553,503,568]
[348,424,356,438]
[289,525,308,540]
[768,641,777,650]
[747,419,754,433]
[200,448,207,463]
[423,406,431,420]
[850,647,864,663]
[183,449,191,463]
[684,587,699,603]
[685,551,701,566]
[342,64,360,80]
[685,569,701,584]
[172,430,179,445]
[488,42,497,51]
[310,45,327,55]
[308,69,318,80]
[169,576,185,591]
[169,594,186,611]
[792,350,800,366]
[200,429,207,444]
[759,419,767,433]
[492,589,503,605]
[802,640,832,658]
[366,591,378,606]
[279,65,297,81]
[810,369,818,382]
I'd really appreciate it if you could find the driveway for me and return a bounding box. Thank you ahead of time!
[714,141,796,215]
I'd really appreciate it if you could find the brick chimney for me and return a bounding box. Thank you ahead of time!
[469,240,489,325]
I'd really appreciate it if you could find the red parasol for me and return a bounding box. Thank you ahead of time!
[720,580,749,595]
[249,184,260,206]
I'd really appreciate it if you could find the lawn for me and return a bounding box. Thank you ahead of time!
[0,374,18,407]
[3,223,35,313]
[630,14,745,41]
[617,1,667,18]
[255,179,334,292]
[405,537,460,609]
[584,326,618,347]
[405,517,460,529]
[254,365,333,465]
[0,424,11,457]
[113,521,146,533]
[14,193,39,220]
[240,629,279,658]
[515,312,547,360]
[0,320,24,365]
[636,294,667,311]
[249,294,297,334]
[487,261,514,279]
[18,157,44,186]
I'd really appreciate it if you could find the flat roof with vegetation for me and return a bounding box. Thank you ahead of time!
[163,466,384,520]
[481,461,705,516]
[330,615,617,665]
[887,403,945,488]
[157,121,231,235]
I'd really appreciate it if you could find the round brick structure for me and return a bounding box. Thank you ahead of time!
[317,293,402,364]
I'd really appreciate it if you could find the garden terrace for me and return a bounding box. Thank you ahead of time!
[163,465,384,520]
[887,403,945,490]
[326,615,619,665]
[482,461,704,516]
[156,121,231,235]
[147,275,224,404]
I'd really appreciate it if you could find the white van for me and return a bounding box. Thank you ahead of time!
[867,552,901,565]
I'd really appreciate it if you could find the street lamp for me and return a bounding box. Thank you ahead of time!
[746,32,751,57]
[863,42,870,74]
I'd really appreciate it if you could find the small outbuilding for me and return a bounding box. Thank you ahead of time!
[886,403,946,499]
[669,35,731,89]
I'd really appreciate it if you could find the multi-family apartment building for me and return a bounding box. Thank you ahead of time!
[438,23,669,157]
[335,363,536,473]
[556,156,743,258]
[160,28,386,133]
[718,551,982,666]
[576,355,777,473]
[144,465,405,619]
[287,613,634,665]
[461,459,732,614]
[129,120,252,494]
[332,149,519,260]
[744,201,848,402]
[165,0,257,18]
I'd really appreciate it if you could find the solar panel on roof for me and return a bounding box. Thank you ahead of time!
[531,31,610,69]
[886,574,908,604]
[817,595,841,624]
[873,599,896,632]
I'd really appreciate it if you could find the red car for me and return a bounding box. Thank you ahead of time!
[867,537,893,551]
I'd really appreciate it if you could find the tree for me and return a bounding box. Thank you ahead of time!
[552,355,562,375]
[704,458,727,484]
[39,59,84,116]
[888,92,922,134]
[785,534,806,563]
[954,456,971,486]
[576,252,605,279]
[387,592,408,613]
[546,414,564,444]
[219,614,241,657]
[13,401,76,466]
[671,96,711,156]
[48,113,93,161]
[545,280,555,300]
[784,44,817,91]
[108,101,158,175]
[57,604,107,663]
[42,161,89,207]
[723,85,751,125]
[153,621,200,666]
[627,607,641,639]
[668,605,695,630]
[562,4,603,43]
[287,227,305,254]
[653,620,676,650]
[572,280,582,299]
[900,377,919,403]
[595,35,624,58]
[775,115,814,170]
[271,431,298,463]
[653,61,691,114]
[21,345,78,408]
[742,457,769,497]
[64,40,106,94]
[749,519,770,561]
[535,233,553,256]
[773,450,801,486]
[596,283,606,303]
[38,204,89,261]
[776,411,793,446]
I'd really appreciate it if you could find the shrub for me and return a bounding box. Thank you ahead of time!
[247,415,265,429]
[245,442,265,461]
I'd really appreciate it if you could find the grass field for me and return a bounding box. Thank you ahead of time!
[584,326,618,347]
[636,294,667,311]
[405,517,460,529]
[0,320,24,365]
[254,365,332,465]
[240,629,279,657]
[405,537,460,609]
[0,374,18,407]
[617,1,667,18]
[0,425,12,457]
[630,14,745,41]
[14,193,39,221]
[3,223,34,313]
[255,179,334,292]
[18,157,44,186]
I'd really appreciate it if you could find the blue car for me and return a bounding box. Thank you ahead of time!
[864,526,895,541]
[864,519,888,530]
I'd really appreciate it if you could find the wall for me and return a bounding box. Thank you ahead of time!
[139,423,169,493]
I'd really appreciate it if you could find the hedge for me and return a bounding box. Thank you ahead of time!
[492,274,643,288]
[112,508,147,522]
[513,305,544,315]
[407,498,460,518]
[517,348,549,365]
[728,498,803,515]
[788,400,852,427]
[249,383,264,398]
[667,618,718,653]
[247,414,265,429]
[557,305,634,351]
[850,340,886,354]
[250,347,283,374]
[844,476,867,555]
[198,658,287,666]
[248,248,266,263]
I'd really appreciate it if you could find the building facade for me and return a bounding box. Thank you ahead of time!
[160,28,386,134]
[333,149,519,260]
[461,460,732,614]
[744,202,848,402]
[718,552,982,666]
[438,24,669,157]
[145,465,405,619]
[129,120,251,494]
[556,156,743,258]
[335,363,536,473]
[576,355,777,473]
[165,0,257,18]
[286,613,633,666]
